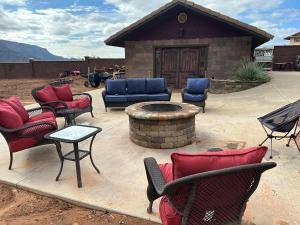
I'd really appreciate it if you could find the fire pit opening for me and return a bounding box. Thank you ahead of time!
[126,102,201,149]
[142,103,182,112]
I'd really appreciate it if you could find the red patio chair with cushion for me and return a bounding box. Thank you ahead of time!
[31,84,93,125]
[144,146,276,225]
[0,96,60,170]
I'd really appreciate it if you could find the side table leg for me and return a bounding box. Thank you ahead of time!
[89,135,100,174]
[74,142,82,188]
[54,141,64,181]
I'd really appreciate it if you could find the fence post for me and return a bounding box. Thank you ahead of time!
[29,58,35,78]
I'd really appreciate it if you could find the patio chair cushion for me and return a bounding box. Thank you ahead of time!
[8,137,39,152]
[64,97,91,109]
[186,78,209,94]
[146,78,165,94]
[1,96,29,122]
[105,95,127,103]
[36,85,59,103]
[171,146,267,180]
[0,102,23,129]
[106,79,127,95]
[159,196,182,225]
[148,93,170,101]
[127,78,146,94]
[53,84,73,101]
[127,94,148,102]
[27,111,56,123]
[183,93,205,102]
[159,163,173,183]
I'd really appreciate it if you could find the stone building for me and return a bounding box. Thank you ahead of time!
[105,0,273,88]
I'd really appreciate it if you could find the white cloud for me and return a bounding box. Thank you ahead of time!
[0,0,298,57]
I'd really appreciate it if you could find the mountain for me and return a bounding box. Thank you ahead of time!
[0,40,67,62]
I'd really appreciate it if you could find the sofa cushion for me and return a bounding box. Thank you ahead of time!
[1,96,29,122]
[183,93,205,102]
[171,146,268,180]
[149,93,170,101]
[159,196,181,225]
[28,111,56,123]
[106,79,126,95]
[127,94,148,102]
[127,78,146,94]
[53,84,73,101]
[8,137,38,153]
[187,78,209,94]
[105,95,127,103]
[159,163,173,183]
[0,102,23,129]
[36,85,59,103]
[146,78,165,94]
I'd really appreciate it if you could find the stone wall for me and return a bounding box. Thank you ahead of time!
[125,36,252,79]
[0,57,125,79]
[209,79,267,94]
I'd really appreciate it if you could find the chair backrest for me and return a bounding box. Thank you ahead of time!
[163,162,276,225]
[186,78,209,94]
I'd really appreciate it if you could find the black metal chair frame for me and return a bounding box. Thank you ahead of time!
[32,84,94,125]
[0,106,61,170]
[144,157,276,225]
[181,89,208,113]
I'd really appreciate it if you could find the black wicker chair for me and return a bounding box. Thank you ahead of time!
[32,84,94,125]
[258,99,300,158]
[144,157,276,225]
[0,106,61,170]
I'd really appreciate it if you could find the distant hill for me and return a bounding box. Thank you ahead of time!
[0,40,69,62]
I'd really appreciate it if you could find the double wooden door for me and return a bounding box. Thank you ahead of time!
[155,47,208,89]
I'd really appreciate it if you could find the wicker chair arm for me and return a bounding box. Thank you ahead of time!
[144,157,166,196]
[0,121,57,134]
[41,100,68,109]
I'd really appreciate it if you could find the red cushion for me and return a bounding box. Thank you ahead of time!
[53,84,73,101]
[8,137,38,152]
[65,97,90,109]
[1,96,29,122]
[159,163,173,183]
[27,111,55,123]
[159,196,181,225]
[36,85,59,103]
[171,146,267,179]
[0,102,23,129]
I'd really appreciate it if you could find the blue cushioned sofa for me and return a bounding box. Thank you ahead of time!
[102,78,171,111]
[181,78,209,113]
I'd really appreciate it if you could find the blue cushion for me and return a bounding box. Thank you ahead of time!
[106,80,126,95]
[183,93,205,102]
[105,95,127,102]
[127,95,148,102]
[146,78,165,94]
[127,78,146,94]
[187,78,209,94]
[148,93,170,101]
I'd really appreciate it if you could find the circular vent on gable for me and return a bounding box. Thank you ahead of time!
[178,12,188,24]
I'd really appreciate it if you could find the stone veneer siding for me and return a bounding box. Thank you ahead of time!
[125,36,252,80]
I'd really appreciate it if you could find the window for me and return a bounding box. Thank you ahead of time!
[294,37,300,43]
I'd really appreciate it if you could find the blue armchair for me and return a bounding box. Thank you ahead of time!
[181,78,209,113]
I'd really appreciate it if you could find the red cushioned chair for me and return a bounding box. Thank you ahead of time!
[31,84,93,125]
[144,147,276,225]
[0,96,60,170]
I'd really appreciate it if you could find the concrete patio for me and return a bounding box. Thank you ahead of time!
[0,71,299,225]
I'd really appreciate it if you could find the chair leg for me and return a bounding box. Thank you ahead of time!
[203,106,205,113]
[293,137,300,153]
[270,138,273,159]
[147,201,153,214]
[259,137,269,146]
[105,107,107,112]
[8,152,13,170]
[90,111,94,118]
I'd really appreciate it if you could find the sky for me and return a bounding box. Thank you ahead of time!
[0,0,299,58]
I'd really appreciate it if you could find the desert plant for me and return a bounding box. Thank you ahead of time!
[235,60,271,82]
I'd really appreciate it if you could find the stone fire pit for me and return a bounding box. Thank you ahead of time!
[125,102,200,149]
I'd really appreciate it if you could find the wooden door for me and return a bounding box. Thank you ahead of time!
[156,46,208,89]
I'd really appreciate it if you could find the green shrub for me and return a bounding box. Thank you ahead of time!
[235,60,271,82]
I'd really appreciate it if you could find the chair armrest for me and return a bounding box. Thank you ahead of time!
[144,157,166,196]
[27,106,56,118]
[167,88,172,99]
[41,100,68,110]
[0,121,57,134]
[204,88,208,100]
[102,90,107,100]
